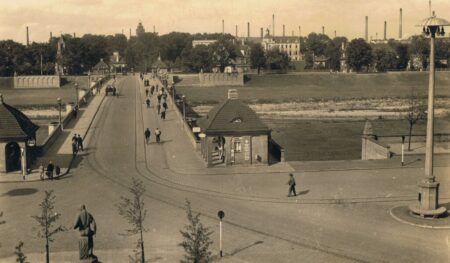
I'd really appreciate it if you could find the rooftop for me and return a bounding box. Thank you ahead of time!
[0,94,39,140]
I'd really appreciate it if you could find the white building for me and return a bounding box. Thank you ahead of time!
[192,40,217,48]
[261,36,303,61]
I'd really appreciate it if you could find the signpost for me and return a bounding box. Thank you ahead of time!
[401,136,405,166]
[217,210,225,258]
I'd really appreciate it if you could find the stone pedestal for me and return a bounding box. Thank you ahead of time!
[409,179,447,217]
[48,121,59,134]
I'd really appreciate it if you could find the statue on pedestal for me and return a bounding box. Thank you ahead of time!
[74,205,97,262]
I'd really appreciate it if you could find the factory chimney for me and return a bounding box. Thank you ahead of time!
[26,26,29,46]
[399,8,403,39]
[222,19,224,34]
[322,26,325,35]
[384,21,387,40]
[283,24,285,37]
[235,25,238,37]
[261,27,264,38]
[272,14,275,36]
[365,16,368,41]
[247,22,250,37]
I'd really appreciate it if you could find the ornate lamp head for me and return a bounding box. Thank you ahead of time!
[418,11,450,37]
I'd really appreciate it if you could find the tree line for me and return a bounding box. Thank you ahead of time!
[0,31,449,76]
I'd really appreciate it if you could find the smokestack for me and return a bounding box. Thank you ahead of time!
[399,8,403,39]
[384,21,387,40]
[283,24,285,37]
[365,16,368,41]
[50,32,53,42]
[247,22,250,37]
[299,26,301,37]
[334,30,337,38]
[272,14,275,36]
[235,25,238,37]
[261,27,264,38]
[73,32,76,38]
[26,26,29,46]
[222,19,224,34]
[129,28,131,39]
[153,25,156,34]
[322,26,325,35]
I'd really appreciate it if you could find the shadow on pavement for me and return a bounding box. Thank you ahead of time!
[297,189,310,196]
[1,188,39,197]
[229,240,264,256]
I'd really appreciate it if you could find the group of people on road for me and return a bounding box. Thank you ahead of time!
[72,134,84,156]
[145,127,162,144]
[145,82,170,121]
[39,161,61,180]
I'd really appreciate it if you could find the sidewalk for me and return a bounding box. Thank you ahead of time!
[0,79,114,183]
[137,76,450,201]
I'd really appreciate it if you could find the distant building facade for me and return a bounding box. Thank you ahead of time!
[261,35,303,61]
[109,52,126,73]
[192,40,217,48]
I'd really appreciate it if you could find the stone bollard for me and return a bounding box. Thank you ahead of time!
[48,121,59,134]
[66,102,75,113]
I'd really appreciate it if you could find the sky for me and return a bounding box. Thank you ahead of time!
[1,0,450,44]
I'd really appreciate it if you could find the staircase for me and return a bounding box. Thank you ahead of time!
[211,151,225,166]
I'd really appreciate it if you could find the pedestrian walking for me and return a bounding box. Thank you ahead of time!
[47,161,54,180]
[161,108,166,120]
[73,105,78,118]
[157,103,161,114]
[72,141,78,156]
[55,165,61,178]
[162,101,168,111]
[287,173,297,197]
[145,88,149,97]
[144,128,151,144]
[39,163,45,180]
[146,98,151,108]
[150,86,155,95]
[157,94,162,104]
[155,128,161,144]
[77,134,84,151]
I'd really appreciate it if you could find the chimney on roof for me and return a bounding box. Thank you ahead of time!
[228,89,238,100]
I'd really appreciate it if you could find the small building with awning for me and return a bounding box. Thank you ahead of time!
[0,94,39,173]
[198,90,270,167]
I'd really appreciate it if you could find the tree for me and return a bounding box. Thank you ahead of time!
[346,38,373,72]
[373,47,397,72]
[405,93,427,151]
[179,200,213,263]
[408,35,429,70]
[31,190,65,263]
[181,45,212,72]
[266,48,290,71]
[249,43,266,74]
[117,178,148,263]
[305,33,331,68]
[209,37,239,72]
[159,32,192,63]
[15,241,29,263]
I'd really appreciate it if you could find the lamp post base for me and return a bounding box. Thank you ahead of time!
[409,180,446,218]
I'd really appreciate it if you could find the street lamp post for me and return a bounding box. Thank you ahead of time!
[182,95,186,123]
[409,11,449,217]
[57,97,62,130]
[75,83,79,108]
[217,210,225,258]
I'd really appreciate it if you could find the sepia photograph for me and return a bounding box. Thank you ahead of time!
[0,0,450,262]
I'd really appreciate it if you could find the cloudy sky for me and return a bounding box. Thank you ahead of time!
[1,0,450,43]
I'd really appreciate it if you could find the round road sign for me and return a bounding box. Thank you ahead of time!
[218,210,225,219]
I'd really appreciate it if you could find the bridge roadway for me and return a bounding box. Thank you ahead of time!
[1,75,450,262]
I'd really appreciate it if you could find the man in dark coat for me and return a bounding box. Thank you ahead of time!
[77,134,84,151]
[74,205,97,260]
[46,161,54,180]
[144,128,151,144]
[287,173,297,197]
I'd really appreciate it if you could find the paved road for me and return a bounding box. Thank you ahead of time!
[1,76,450,262]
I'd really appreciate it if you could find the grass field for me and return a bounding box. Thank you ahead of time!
[267,117,450,161]
[0,76,88,106]
[176,72,450,105]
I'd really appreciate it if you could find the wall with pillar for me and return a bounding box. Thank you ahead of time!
[14,76,61,88]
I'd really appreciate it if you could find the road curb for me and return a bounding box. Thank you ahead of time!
[389,205,450,229]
